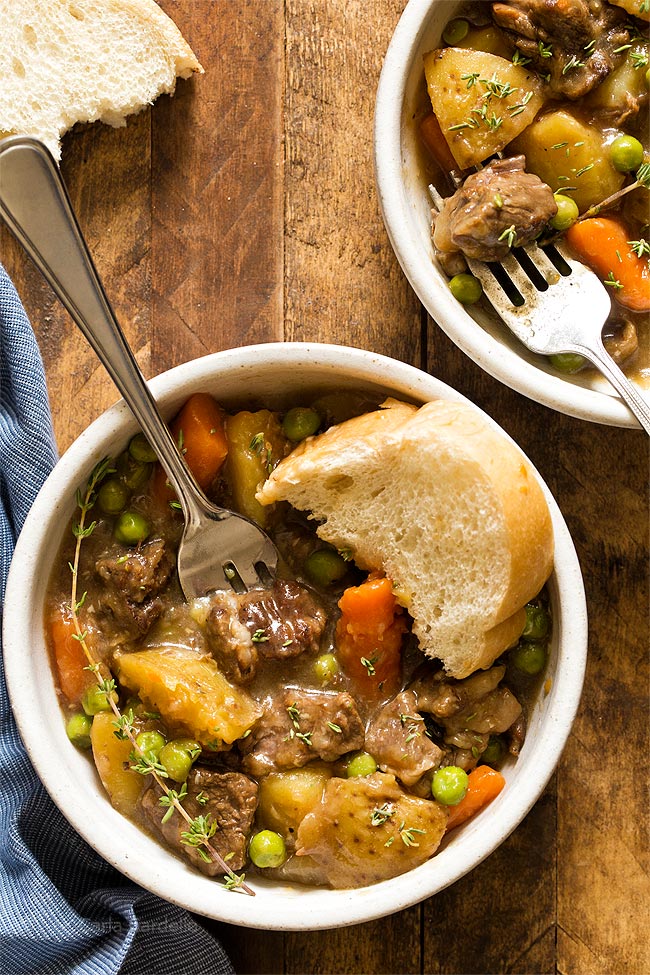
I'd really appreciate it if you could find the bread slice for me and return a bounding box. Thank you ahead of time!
[0,0,203,160]
[257,399,554,678]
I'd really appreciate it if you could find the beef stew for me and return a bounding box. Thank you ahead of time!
[47,391,552,891]
[419,0,650,383]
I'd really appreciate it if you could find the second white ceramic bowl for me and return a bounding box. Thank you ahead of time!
[374,0,649,428]
[4,343,587,929]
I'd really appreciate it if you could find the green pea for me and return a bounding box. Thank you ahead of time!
[114,511,150,546]
[512,640,546,676]
[610,134,644,173]
[116,452,152,491]
[442,18,469,45]
[550,194,579,231]
[481,736,505,767]
[159,738,201,782]
[346,751,377,778]
[129,432,158,464]
[249,829,287,868]
[314,653,339,684]
[282,407,321,442]
[432,766,469,806]
[449,273,482,305]
[522,603,550,641]
[645,67,650,90]
[304,548,348,587]
[66,712,92,748]
[98,477,130,515]
[82,684,115,716]
[548,351,587,373]
[135,730,166,762]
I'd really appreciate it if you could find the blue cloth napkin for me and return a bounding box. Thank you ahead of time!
[0,265,235,975]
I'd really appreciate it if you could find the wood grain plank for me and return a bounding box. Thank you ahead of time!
[422,788,556,975]
[555,424,649,975]
[284,0,421,363]
[218,923,285,975]
[287,909,422,975]
[152,0,285,369]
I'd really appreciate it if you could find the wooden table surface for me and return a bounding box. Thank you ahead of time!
[2,2,648,973]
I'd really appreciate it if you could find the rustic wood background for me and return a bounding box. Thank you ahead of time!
[1,1,648,972]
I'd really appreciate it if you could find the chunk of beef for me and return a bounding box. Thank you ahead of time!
[491,0,631,99]
[205,580,326,683]
[410,663,524,770]
[140,767,258,874]
[433,155,557,263]
[204,590,259,683]
[240,580,326,656]
[508,711,527,755]
[365,690,444,787]
[411,663,506,716]
[240,688,364,776]
[94,539,173,637]
[442,685,523,748]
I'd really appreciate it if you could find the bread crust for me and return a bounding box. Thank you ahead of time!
[258,399,554,677]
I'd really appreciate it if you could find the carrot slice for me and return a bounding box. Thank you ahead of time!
[335,575,407,699]
[152,392,229,504]
[49,611,94,704]
[419,112,461,178]
[565,217,650,312]
[446,765,506,831]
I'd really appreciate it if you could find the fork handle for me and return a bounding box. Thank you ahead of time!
[0,136,214,523]
[574,339,650,435]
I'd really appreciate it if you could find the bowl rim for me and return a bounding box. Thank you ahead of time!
[373,0,646,429]
[3,342,588,929]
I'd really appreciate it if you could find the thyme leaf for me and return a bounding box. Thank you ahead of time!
[498,224,518,248]
[399,822,427,847]
[370,803,395,827]
[360,656,376,676]
[603,271,623,290]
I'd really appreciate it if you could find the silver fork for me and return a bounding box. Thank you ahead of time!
[429,184,650,434]
[0,136,278,596]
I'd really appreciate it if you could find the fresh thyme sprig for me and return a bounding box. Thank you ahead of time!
[69,459,254,896]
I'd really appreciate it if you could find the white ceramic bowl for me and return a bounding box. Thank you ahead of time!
[374,0,649,428]
[4,343,587,930]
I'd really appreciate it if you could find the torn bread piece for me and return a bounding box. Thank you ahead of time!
[0,0,203,160]
[257,398,554,678]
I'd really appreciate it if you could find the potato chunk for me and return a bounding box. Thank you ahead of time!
[115,647,262,746]
[585,42,650,119]
[257,765,333,840]
[91,710,143,817]
[296,773,448,888]
[424,48,545,168]
[225,410,289,527]
[511,109,624,212]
